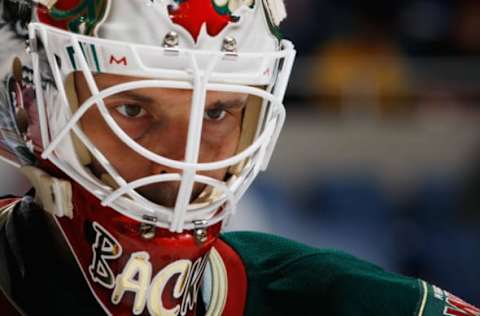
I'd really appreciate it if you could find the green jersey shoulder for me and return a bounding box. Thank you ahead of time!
[221,231,478,316]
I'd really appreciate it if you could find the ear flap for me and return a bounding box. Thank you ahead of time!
[64,73,92,166]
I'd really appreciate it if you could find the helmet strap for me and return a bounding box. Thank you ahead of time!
[20,165,74,219]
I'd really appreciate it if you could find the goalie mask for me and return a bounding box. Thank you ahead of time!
[0,0,295,314]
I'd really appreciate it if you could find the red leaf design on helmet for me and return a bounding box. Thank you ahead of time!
[168,0,237,42]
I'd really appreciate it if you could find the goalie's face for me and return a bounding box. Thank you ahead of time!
[25,0,295,231]
[75,72,246,207]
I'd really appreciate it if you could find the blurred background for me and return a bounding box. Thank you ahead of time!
[229,0,480,305]
[0,0,479,306]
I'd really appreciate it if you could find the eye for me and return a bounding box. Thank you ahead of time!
[115,104,147,118]
[204,108,226,121]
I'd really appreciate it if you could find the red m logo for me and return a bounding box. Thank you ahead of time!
[109,55,128,66]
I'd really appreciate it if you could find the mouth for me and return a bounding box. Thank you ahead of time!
[135,182,207,208]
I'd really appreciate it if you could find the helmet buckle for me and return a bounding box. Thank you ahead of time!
[139,223,156,240]
[193,220,208,244]
[139,215,158,239]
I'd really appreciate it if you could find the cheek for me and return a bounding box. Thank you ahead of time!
[80,108,150,181]
[199,125,241,180]
[200,124,240,162]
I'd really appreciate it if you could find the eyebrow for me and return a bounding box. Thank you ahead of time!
[208,98,247,109]
[106,88,246,109]
[108,90,155,105]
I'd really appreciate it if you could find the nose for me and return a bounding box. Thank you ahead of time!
[137,119,193,207]
[144,118,189,175]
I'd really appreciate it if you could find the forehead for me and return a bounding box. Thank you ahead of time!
[80,72,248,103]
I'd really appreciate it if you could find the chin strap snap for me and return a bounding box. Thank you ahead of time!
[20,166,74,219]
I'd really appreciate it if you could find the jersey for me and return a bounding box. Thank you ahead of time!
[0,195,478,316]
[222,232,480,316]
